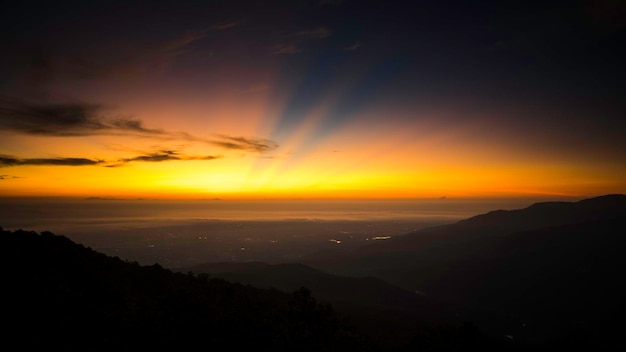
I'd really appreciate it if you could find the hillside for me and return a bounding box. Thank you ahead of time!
[303,194,626,346]
[179,261,449,348]
[2,227,509,351]
[181,261,433,311]
[0,228,360,351]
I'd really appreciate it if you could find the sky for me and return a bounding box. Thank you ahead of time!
[0,0,625,199]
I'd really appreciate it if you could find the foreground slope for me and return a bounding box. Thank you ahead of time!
[181,261,435,312]
[0,228,359,351]
[179,261,450,348]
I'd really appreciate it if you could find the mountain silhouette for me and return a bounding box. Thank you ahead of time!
[0,228,360,351]
[303,194,626,346]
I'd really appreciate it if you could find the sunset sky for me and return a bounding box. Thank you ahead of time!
[1,0,625,199]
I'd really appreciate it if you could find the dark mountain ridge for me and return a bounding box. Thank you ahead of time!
[456,194,626,230]
[305,194,626,273]
[301,194,626,346]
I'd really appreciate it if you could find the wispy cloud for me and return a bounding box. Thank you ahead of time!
[212,135,278,153]
[166,132,279,152]
[272,44,303,55]
[0,155,103,167]
[272,26,332,55]
[141,30,208,73]
[5,26,215,105]
[116,150,222,165]
[0,97,162,137]
[160,30,207,54]
[1,149,222,169]
[0,97,279,153]
[344,42,362,51]
[0,174,23,180]
[294,27,332,39]
[63,29,208,80]
[211,21,243,30]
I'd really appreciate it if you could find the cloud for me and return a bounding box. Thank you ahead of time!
[1,149,222,169]
[271,26,332,55]
[344,42,362,51]
[159,30,207,56]
[0,97,279,153]
[0,97,163,137]
[120,150,182,163]
[62,30,209,81]
[3,26,216,110]
[211,21,243,31]
[119,150,222,163]
[130,30,208,75]
[294,27,332,39]
[106,150,222,167]
[166,132,279,153]
[0,155,103,167]
[272,44,303,55]
[212,135,278,153]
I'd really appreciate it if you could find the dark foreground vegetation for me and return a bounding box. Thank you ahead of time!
[1,228,362,351]
[1,227,509,351]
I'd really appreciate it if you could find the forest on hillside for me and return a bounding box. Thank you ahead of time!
[2,227,505,351]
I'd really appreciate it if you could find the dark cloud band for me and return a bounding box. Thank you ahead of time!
[0,97,162,136]
[118,150,223,164]
[0,155,103,167]
[0,97,279,153]
[212,135,278,153]
[1,150,222,168]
